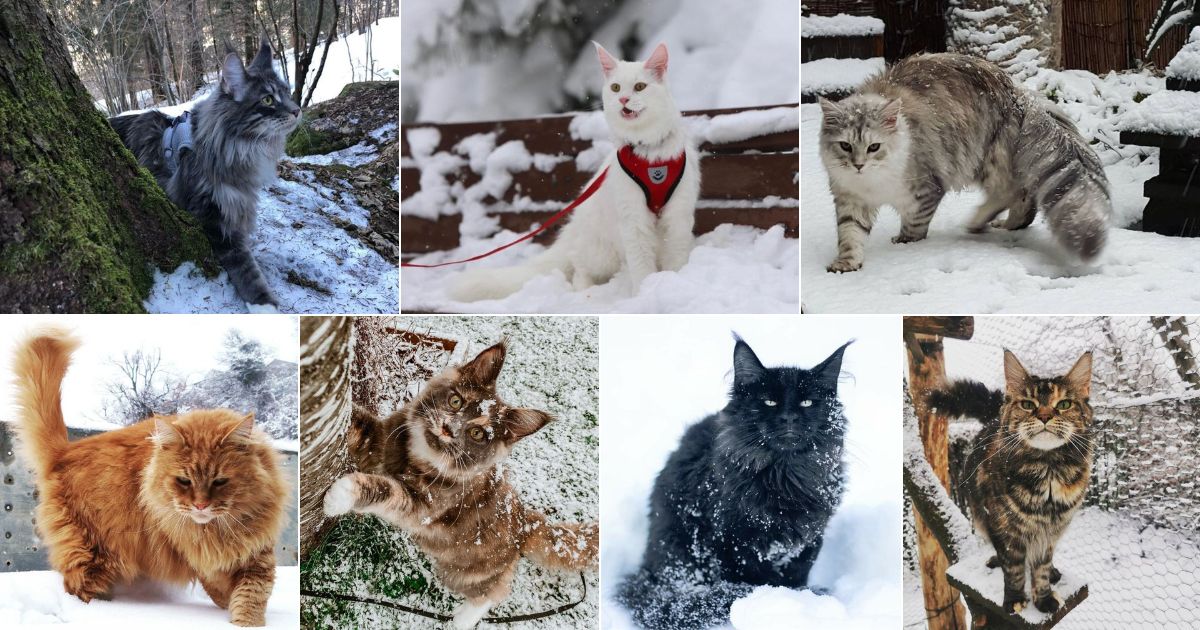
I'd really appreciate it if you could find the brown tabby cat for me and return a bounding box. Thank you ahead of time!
[928,350,1093,615]
[13,329,290,626]
[323,341,598,629]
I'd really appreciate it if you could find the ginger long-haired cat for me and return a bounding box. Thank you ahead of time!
[12,329,289,626]
[323,341,598,629]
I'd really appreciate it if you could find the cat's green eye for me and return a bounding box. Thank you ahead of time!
[449,393,463,410]
[261,96,274,106]
[800,400,813,408]
[634,82,647,92]
[1019,400,1036,410]
[212,478,229,487]
[1056,400,1073,410]
[467,426,486,441]
[176,477,191,486]
[610,83,620,92]
[867,143,881,152]
[838,141,852,152]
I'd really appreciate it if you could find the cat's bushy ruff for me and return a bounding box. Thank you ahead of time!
[929,350,1094,615]
[448,43,700,302]
[617,336,852,630]
[12,328,290,626]
[109,39,301,311]
[818,53,1111,272]
[323,341,598,629]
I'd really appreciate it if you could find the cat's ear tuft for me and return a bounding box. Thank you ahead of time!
[221,53,248,99]
[732,334,766,385]
[643,43,668,81]
[594,42,618,78]
[461,341,507,386]
[152,417,181,446]
[813,340,853,387]
[249,37,274,73]
[1003,349,1031,394]
[223,413,255,443]
[881,98,902,130]
[504,409,554,444]
[1066,351,1092,398]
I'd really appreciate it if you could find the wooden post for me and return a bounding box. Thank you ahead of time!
[905,318,969,630]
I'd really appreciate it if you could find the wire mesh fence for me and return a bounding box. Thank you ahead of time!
[905,316,1200,629]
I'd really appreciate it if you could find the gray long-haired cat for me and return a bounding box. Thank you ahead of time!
[818,53,1110,273]
[110,39,301,311]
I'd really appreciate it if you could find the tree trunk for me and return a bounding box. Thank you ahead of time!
[186,0,205,94]
[299,316,354,560]
[0,0,211,312]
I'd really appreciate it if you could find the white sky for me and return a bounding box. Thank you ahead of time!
[0,315,298,429]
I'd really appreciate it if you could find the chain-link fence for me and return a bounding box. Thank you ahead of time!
[905,316,1200,629]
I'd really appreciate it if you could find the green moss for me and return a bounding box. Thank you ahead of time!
[286,126,348,157]
[0,3,210,313]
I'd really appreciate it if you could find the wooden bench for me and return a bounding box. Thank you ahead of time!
[399,104,798,259]
[800,10,885,103]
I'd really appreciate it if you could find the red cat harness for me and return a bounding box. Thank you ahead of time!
[402,145,685,268]
[616,145,687,215]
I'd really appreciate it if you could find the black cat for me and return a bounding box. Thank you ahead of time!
[617,335,852,629]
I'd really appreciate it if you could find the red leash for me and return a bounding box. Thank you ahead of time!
[401,167,609,269]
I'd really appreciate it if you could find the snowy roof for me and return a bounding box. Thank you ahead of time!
[801,13,884,38]
[1166,27,1200,81]
[1120,90,1200,136]
[801,57,884,94]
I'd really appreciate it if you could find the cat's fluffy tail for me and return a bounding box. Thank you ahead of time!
[1033,102,1111,262]
[926,380,1004,423]
[616,566,752,630]
[13,328,80,480]
[522,514,598,571]
[446,249,568,302]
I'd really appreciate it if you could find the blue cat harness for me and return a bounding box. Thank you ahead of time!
[161,110,194,174]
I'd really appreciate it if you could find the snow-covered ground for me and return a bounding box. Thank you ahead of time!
[302,316,598,629]
[801,64,1200,313]
[124,19,400,314]
[601,316,902,630]
[0,566,299,628]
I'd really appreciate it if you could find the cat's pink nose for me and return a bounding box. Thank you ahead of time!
[619,96,629,105]
[194,502,209,510]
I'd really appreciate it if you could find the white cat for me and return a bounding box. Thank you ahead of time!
[449,42,700,302]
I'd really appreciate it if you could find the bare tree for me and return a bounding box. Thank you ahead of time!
[299,316,353,559]
[103,349,186,425]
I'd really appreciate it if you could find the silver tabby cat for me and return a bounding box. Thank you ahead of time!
[819,53,1110,272]
[110,39,300,310]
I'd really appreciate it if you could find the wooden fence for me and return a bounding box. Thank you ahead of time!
[400,104,799,257]
[1062,0,1188,73]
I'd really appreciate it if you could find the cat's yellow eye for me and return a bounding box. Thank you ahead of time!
[212,478,229,487]
[1056,400,1073,410]
[610,83,620,92]
[763,399,777,407]
[449,393,463,410]
[467,426,486,441]
[176,477,191,486]
[634,82,647,92]
[1019,400,1036,410]
[800,400,813,408]
[261,95,274,106]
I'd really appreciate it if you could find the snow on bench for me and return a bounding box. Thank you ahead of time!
[1121,90,1200,137]
[801,13,884,38]
[1166,26,1200,83]
[400,104,799,256]
[801,57,884,101]
[946,550,1088,630]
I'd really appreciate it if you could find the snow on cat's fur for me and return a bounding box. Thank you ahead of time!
[449,43,700,302]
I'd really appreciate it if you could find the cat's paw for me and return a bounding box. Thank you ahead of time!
[826,259,862,273]
[1049,566,1062,584]
[985,555,1000,569]
[1034,591,1062,614]
[323,475,360,516]
[891,233,926,244]
[1003,593,1029,615]
[452,600,491,629]
[246,303,279,314]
